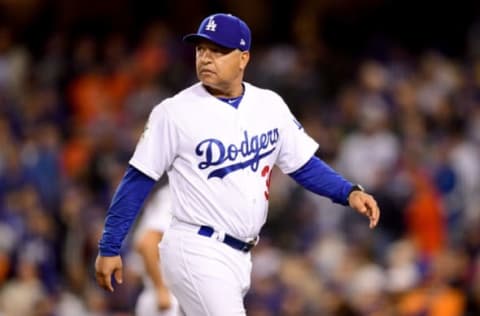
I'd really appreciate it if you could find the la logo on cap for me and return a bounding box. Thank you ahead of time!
[205,17,217,32]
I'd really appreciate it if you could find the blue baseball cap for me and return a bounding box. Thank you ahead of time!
[183,13,251,51]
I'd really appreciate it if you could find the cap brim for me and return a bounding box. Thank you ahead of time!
[183,33,236,50]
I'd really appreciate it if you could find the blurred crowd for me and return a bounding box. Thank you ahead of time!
[1,1,480,316]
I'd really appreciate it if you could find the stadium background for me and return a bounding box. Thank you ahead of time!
[1,0,480,315]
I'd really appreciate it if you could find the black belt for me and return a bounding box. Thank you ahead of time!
[197,226,258,252]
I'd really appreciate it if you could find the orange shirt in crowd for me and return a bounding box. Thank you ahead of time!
[398,286,465,316]
[405,170,446,257]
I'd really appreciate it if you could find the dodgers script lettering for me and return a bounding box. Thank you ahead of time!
[195,129,279,179]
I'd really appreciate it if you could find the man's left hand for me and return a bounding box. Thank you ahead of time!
[348,191,380,229]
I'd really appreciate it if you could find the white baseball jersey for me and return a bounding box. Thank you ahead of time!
[129,81,318,239]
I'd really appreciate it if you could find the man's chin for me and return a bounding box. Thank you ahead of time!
[199,75,215,83]
[200,79,217,89]
[201,82,224,96]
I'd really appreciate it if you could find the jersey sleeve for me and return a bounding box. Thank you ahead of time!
[129,102,178,180]
[275,99,319,174]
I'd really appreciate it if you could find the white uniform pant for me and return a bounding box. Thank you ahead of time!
[159,223,252,316]
[135,287,179,316]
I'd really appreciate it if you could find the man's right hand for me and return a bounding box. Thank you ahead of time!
[95,255,123,292]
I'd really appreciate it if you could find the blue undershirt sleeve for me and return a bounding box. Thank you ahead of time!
[288,156,353,205]
[98,165,156,256]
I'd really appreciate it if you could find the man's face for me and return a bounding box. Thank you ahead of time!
[195,40,249,93]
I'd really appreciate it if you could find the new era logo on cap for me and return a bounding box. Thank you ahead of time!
[183,13,251,51]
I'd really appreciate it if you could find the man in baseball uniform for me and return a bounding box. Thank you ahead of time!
[132,183,179,316]
[95,13,380,316]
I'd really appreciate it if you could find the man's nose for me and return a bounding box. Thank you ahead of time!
[198,49,212,61]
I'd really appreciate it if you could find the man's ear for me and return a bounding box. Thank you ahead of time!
[240,51,250,70]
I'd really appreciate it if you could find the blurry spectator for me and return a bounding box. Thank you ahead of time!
[0,26,30,99]
[466,254,480,315]
[34,33,67,90]
[385,238,420,294]
[336,94,399,191]
[446,127,480,225]
[21,122,62,210]
[415,52,461,120]
[403,152,446,258]
[278,255,324,315]
[246,242,284,315]
[60,124,94,180]
[397,249,467,316]
[0,256,48,316]
[347,263,389,315]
